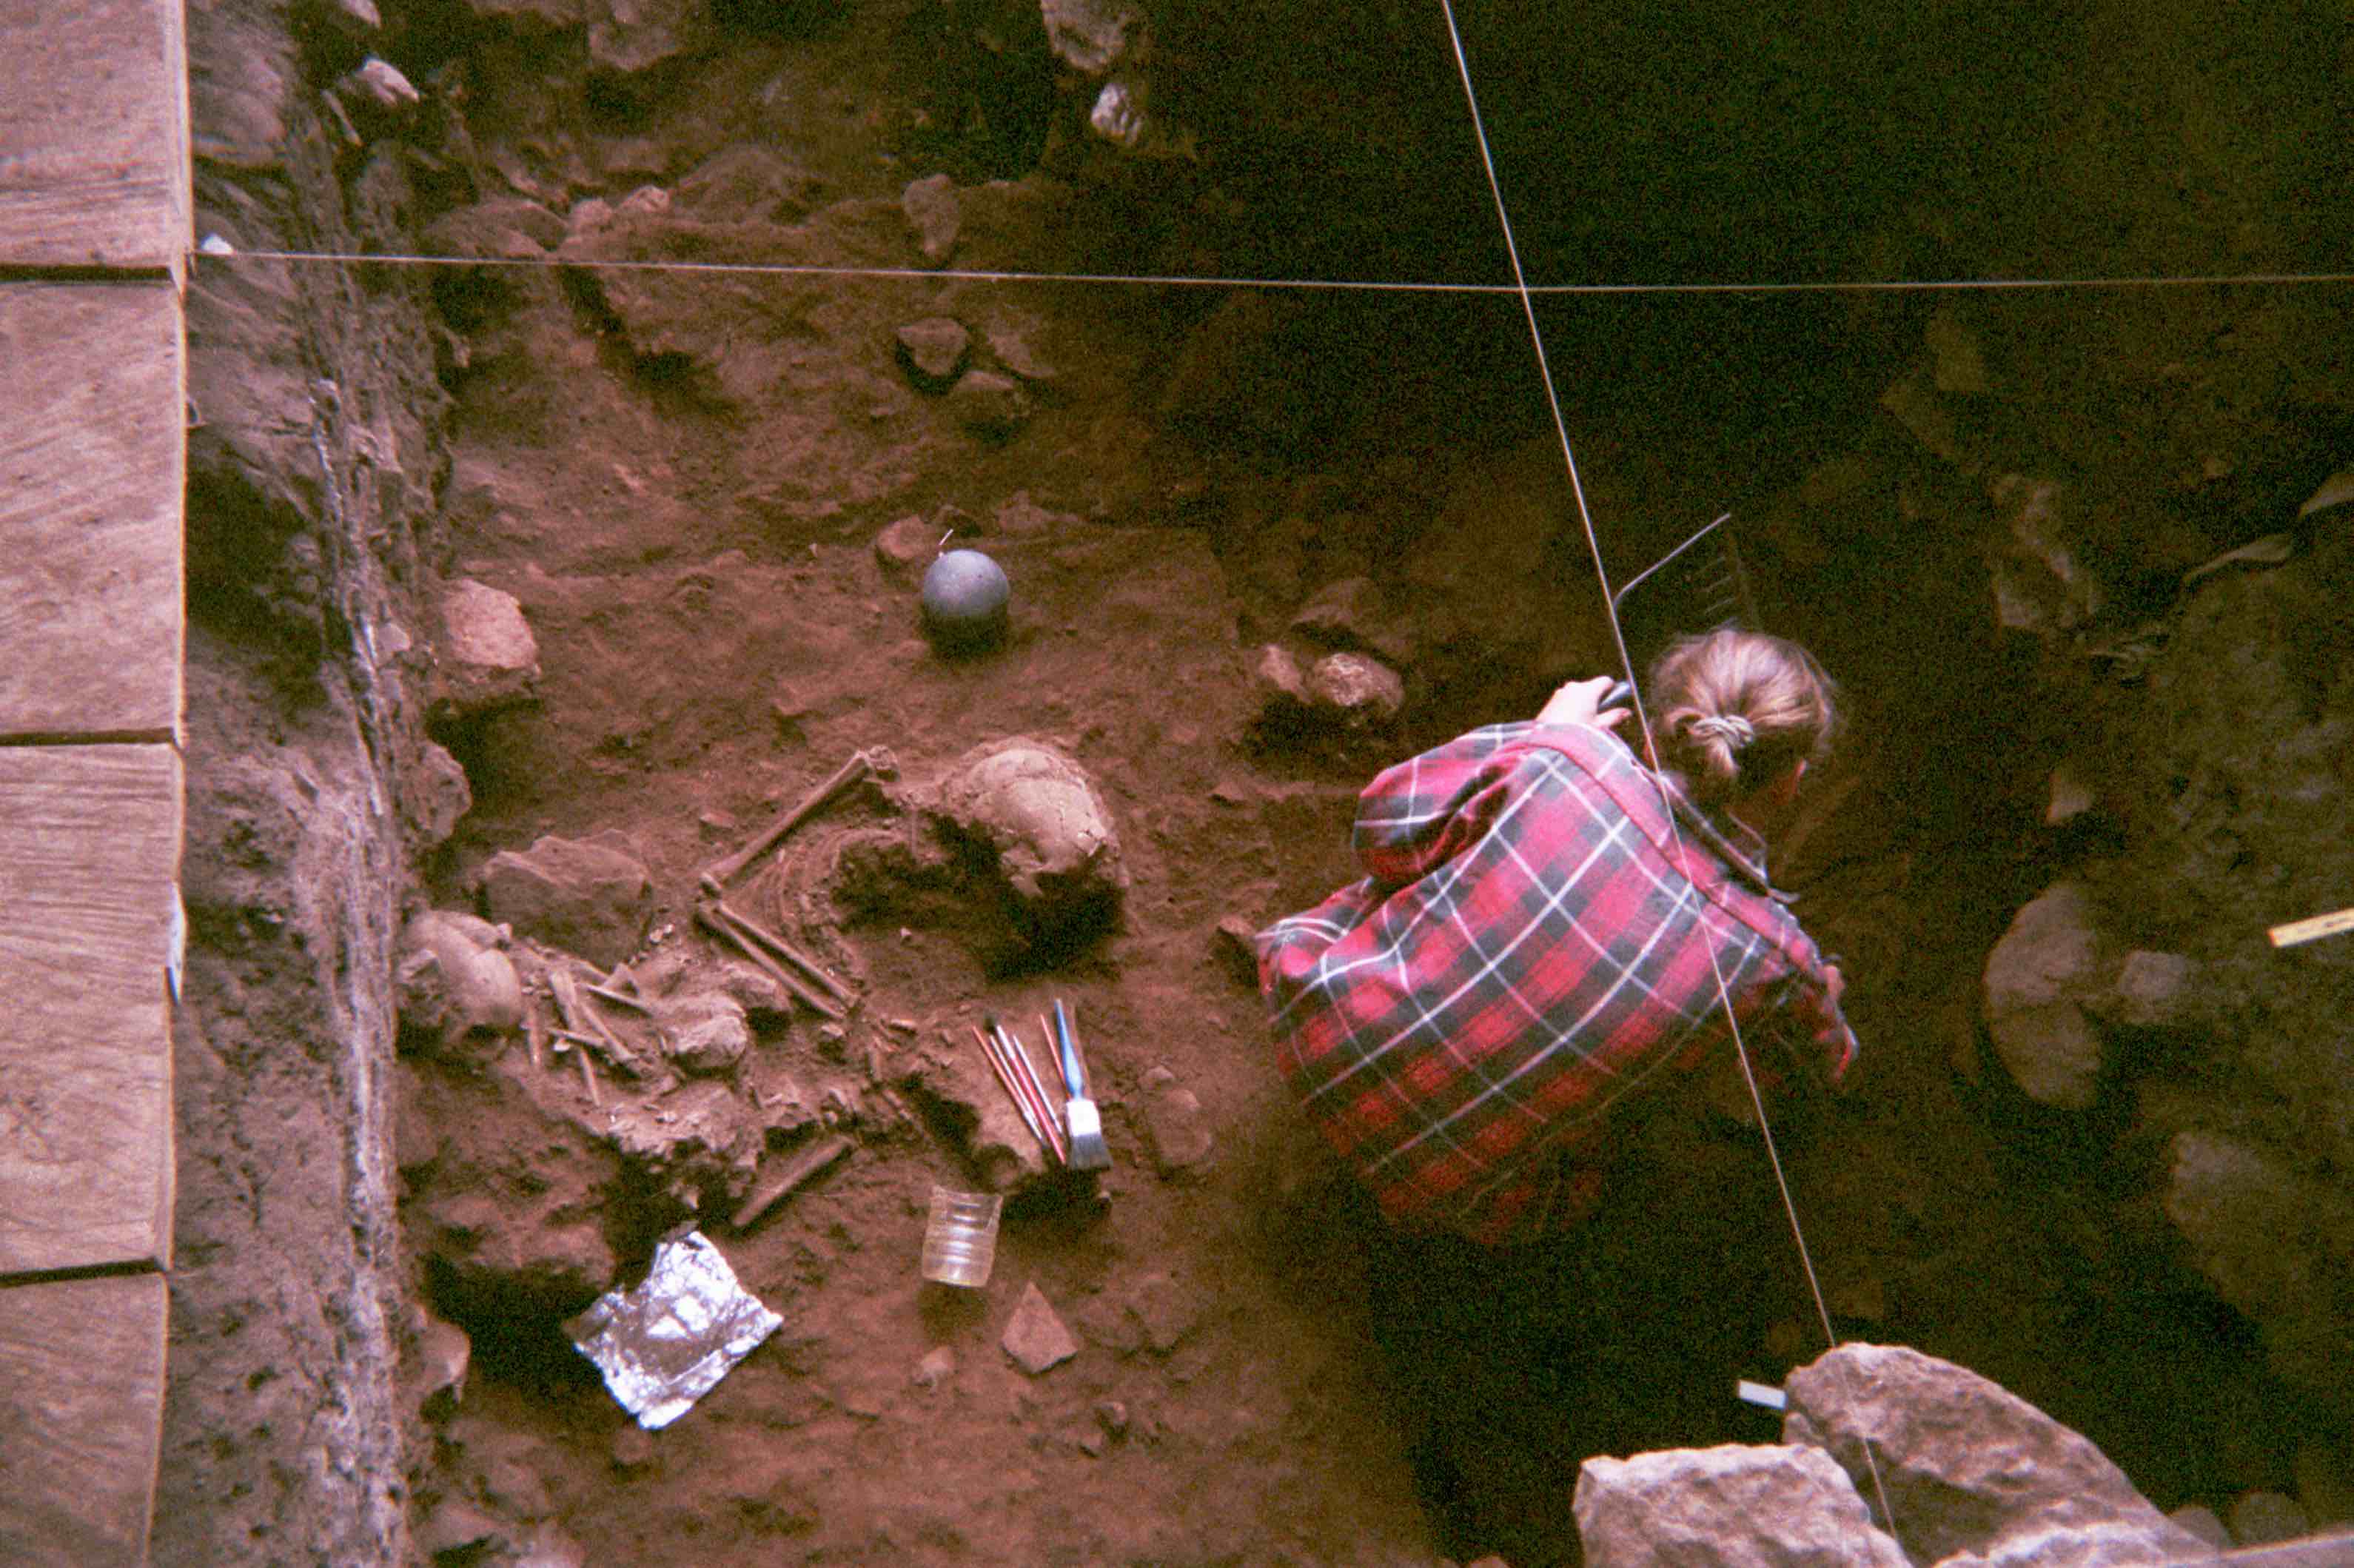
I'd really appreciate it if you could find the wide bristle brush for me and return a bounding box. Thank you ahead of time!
[1052,999,1111,1170]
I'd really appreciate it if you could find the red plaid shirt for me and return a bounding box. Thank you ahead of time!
[1258,720,1857,1245]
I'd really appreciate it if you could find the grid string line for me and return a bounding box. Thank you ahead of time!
[192,244,2354,296]
[1432,0,1902,1539]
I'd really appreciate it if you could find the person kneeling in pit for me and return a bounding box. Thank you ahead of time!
[1256,627,1857,1245]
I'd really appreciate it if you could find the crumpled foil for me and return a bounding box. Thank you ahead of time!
[563,1229,782,1430]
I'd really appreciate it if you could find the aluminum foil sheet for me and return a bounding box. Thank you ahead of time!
[564,1229,782,1429]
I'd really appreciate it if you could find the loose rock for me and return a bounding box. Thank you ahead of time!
[414,1500,512,1563]
[873,514,939,575]
[902,173,959,264]
[1002,1281,1081,1374]
[2227,1491,2308,1547]
[896,317,971,390]
[402,740,474,849]
[1780,1343,2214,1567]
[2105,949,2193,1029]
[1253,643,1315,711]
[1042,0,1140,73]
[2045,762,2096,826]
[1211,914,1260,989]
[2162,1130,2354,1404]
[949,370,1030,442]
[896,1051,1049,1190]
[610,1426,657,1472]
[1987,475,2102,638]
[984,315,1058,384]
[659,993,752,1076]
[675,145,820,223]
[411,1309,472,1420]
[432,578,541,721]
[1573,1443,1908,1568]
[1121,1272,1198,1355]
[588,0,697,76]
[1140,1065,1213,1173]
[412,1159,619,1324]
[912,1346,956,1389]
[335,56,419,117]
[1308,651,1404,726]
[2167,1507,2232,1552]
[480,829,651,969]
[1981,881,2105,1109]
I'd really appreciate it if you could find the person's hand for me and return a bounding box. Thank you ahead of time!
[1824,964,1846,1008]
[1537,675,1631,731]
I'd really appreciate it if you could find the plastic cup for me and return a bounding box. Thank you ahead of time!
[920,1185,1003,1288]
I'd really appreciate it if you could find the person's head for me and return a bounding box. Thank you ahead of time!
[1647,628,1838,812]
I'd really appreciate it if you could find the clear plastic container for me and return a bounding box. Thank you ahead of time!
[920,1185,1003,1288]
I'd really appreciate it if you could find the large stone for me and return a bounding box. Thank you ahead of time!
[1572,1443,1908,1568]
[588,0,698,75]
[896,316,971,389]
[432,578,541,720]
[2163,1132,2354,1404]
[395,910,523,1062]
[948,370,1031,442]
[1781,1344,2215,1567]
[1987,476,2102,637]
[1930,1519,2220,1567]
[657,993,752,1076]
[401,740,474,850]
[1982,881,2106,1108]
[896,1049,1050,1191]
[901,173,959,264]
[1042,0,1140,73]
[2103,949,2194,1029]
[2228,1492,2308,1547]
[930,740,1125,948]
[480,829,651,969]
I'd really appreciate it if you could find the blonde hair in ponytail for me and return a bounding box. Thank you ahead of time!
[1648,629,1838,810]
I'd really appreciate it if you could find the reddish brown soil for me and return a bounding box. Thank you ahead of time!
[381,9,2341,1567]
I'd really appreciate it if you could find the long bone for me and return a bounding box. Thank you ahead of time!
[710,895,853,1005]
[700,746,897,896]
[694,901,845,1022]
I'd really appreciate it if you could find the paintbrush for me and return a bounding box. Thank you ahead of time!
[983,1016,1069,1166]
[1053,999,1111,1170]
[972,1023,1051,1157]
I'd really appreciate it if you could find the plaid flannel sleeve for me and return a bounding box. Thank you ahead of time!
[1351,722,1580,886]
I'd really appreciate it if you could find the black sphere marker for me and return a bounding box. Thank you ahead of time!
[920,548,1010,652]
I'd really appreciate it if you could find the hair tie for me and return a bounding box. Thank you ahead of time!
[1689,714,1756,749]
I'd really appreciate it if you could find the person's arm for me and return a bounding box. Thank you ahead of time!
[1351,681,1632,885]
[1349,725,1535,885]
[1786,944,1859,1087]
